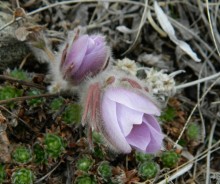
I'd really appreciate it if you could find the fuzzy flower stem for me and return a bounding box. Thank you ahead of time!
[91,83,101,125]
[82,85,95,124]
[175,72,220,90]
[82,82,100,130]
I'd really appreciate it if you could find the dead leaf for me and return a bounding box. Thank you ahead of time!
[15,25,45,42]
[14,7,26,18]
[15,27,30,41]
[116,25,137,34]
[154,1,201,62]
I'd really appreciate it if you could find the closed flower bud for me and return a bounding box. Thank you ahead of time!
[62,34,110,83]
[49,31,110,92]
[81,70,164,154]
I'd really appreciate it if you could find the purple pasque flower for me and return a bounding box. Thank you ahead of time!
[101,87,163,153]
[60,33,109,85]
[82,72,163,154]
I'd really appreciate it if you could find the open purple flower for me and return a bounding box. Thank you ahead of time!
[60,34,109,85]
[101,87,163,153]
[82,72,164,154]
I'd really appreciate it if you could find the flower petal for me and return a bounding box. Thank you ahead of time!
[65,35,89,73]
[86,35,105,53]
[144,114,162,133]
[116,103,144,136]
[105,88,160,116]
[74,46,108,80]
[85,37,96,53]
[101,93,131,153]
[125,123,151,152]
[143,115,163,153]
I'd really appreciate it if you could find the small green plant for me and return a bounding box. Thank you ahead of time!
[50,97,64,111]
[135,151,154,163]
[97,161,112,180]
[92,131,103,144]
[177,139,187,147]
[161,151,179,168]
[186,124,200,140]
[44,134,65,158]
[76,155,94,172]
[75,175,97,184]
[62,104,81,124]
[160,106,176,122]
[0,86,23,100]
[0,164,6,184]
[92,146,104,159]
[12,168,34,184]
[9,69,29,81]
[33,143,47,164]
[0,85,23,108]
[12,146,32,164]
[138,161,158,180]
[26,89,44,107]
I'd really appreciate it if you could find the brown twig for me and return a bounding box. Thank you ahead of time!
[0,75,46,90]
[0,105,37,133]
[0,93,57,105]
[35,159,63,183]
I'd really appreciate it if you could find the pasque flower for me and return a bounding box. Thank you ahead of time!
[49,31,110,92]
[82,70,163,153]
[60,32,109,84]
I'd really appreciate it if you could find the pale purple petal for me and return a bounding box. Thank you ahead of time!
[90,35,105,43]
[61,34,108,84]
[125,115,163,153]
[65,35,89,73]
[78,45,107,71]
[86,35,105,53]
[85,37,96,53]
[105,88,160,116]
[143,115,163,153]
[86,36,106,55]
[73,47,108,82]
[85,43,106,57]
[84,47,107,66]
[143,115,163,134]
[125,123,151,152]
[101,94,132,153]
[116,103,144,136]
